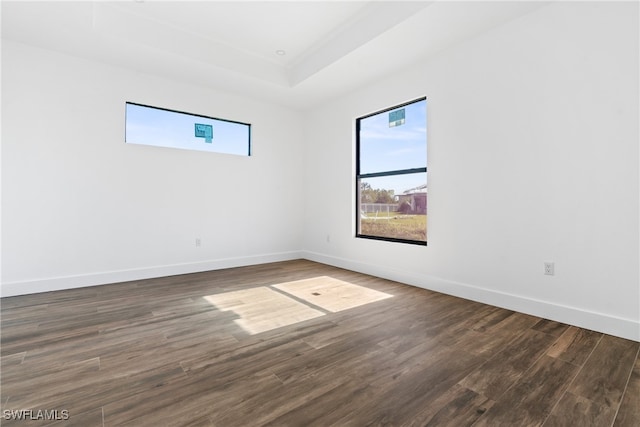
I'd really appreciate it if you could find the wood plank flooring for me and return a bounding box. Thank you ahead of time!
[1,259,638,426]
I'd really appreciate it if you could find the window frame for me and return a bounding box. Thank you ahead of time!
[355,97,427,246]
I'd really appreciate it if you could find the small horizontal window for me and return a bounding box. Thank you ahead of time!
[125,102,251,156]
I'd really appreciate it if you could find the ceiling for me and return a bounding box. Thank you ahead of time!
[1,1,549,110]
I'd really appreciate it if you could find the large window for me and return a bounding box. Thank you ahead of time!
[356,98,427,245]
[125,102,251,156]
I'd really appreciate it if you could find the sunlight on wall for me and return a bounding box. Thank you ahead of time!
[204,276,393,335]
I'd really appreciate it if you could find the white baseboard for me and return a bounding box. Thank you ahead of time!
[302,251,640,342]
[0,251,303,298]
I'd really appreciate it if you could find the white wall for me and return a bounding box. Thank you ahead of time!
[1,40,305,295]
[303,1,640,340]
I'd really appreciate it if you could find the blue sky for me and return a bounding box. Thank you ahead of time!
[126,103,250,156]
[359,99,427,195]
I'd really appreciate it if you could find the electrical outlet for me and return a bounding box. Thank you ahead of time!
[195,238,201,247]
[544,262,554,276]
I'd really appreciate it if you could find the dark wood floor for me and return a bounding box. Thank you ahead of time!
[1,260,638,426]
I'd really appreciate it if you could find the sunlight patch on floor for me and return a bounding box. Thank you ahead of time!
[204,277,394,335]
[204,287,324,335]
[273,276,393,313]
